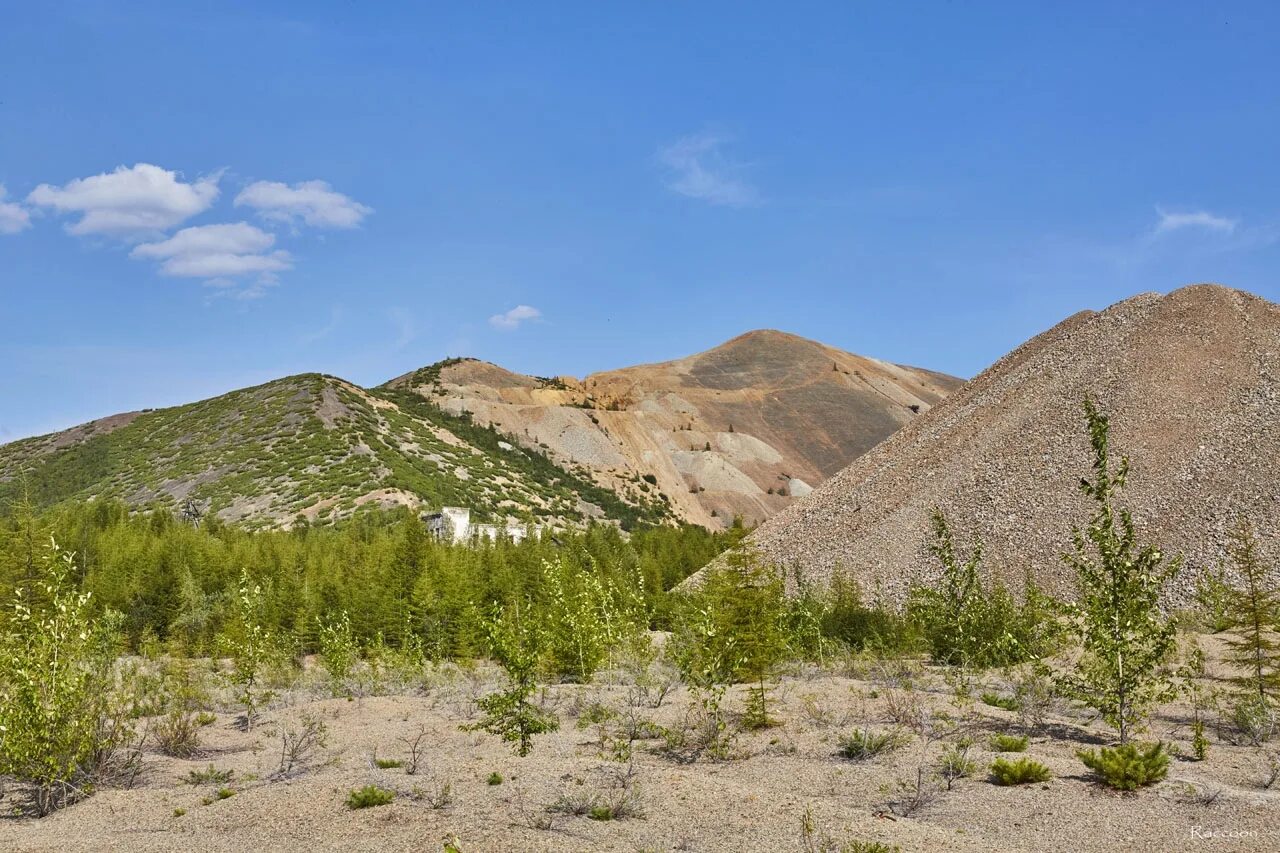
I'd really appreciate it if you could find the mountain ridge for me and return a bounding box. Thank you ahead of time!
[3,330,960,530]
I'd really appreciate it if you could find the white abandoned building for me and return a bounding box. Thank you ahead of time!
[422,506,537,544]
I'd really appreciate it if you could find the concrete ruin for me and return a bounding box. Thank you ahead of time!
[422,506,536,544]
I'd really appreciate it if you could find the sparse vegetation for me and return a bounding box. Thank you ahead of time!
[838,728,910,761]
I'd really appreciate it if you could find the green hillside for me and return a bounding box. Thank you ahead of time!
[0,372,671,530]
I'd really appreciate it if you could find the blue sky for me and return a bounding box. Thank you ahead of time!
[3,2,1280,441]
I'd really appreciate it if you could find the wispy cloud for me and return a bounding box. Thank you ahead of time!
[658,132,758,207]
[26,163,220,237]
[300,305,345,344]
[388,307,416,349]
[0,185,31,234]
[235,180,372,229]
[1153,206,1237,236]
[489,304,541,330]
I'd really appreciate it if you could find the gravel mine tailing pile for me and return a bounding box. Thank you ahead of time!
[744,284,1280,605]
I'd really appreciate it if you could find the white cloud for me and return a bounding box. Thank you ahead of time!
[26,163,220,237]
[234,179,372,229]
[658,133,758,207]
[0,185,31,234]
[1154,206,1237,235]
[130,222,292,280]
[489,304,541,330]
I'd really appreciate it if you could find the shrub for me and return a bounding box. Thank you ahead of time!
[316,610,360,696]
[185,764,233,785]
[1193,563,1234,633]
[989,734,1029,753]
[541,554,642,683]
[837,728,909,761]
[1229,695,1277,746]
[1077,741,1169,791]
[154,707,202,758]
[374,757,404,769]
[214,786,236,800]
[487,771,503,785]
[938,739,976,789]
[0,540,132,815]
[981,692,1019,712]
[274,712,329,778]
[464,602,558,757]
[989,756,1051,785]
[907,509,1056,669]
[1191,720,1209,762]
[218,569,280,731]
[346,785,395,809]
[820,575,918,655]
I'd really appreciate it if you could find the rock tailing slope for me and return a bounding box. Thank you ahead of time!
[0,374,667,529]
[738,284,1280,603]
[385,330,961,528]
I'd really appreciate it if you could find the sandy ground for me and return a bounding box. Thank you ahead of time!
[1,651,1277,853]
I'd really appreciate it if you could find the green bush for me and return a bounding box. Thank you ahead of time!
[907,509,1058,669]
[989,756,1051,785]
[346,785,395,809]
[487,771,503,785]
[980,691,1019,711]
[989,734,1029,752]
[837,728,910,761]
[819,575,919,654]
[0,540,131,815]
[464,603,559,757]
[1077,741,1169,791]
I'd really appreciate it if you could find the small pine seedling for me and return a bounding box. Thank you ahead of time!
[346,785,396,809]
[989,757,1052,786]
[1077,741,1169,791]
[989,733,1029,752]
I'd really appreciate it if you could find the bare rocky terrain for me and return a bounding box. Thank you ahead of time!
[388,330,960,528]
[738,285,1280,604]
[1,635,1275,852]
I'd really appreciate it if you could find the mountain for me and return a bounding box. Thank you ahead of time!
[0,373,667,529]
[1,330,961,530]
[734,285,1280,603]
[384,329,961,528]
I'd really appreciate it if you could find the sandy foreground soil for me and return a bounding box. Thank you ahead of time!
[1,650,1277,853]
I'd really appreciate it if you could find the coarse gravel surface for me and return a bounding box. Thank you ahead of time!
[1,636,1276,852]
[738,284,1280,605]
